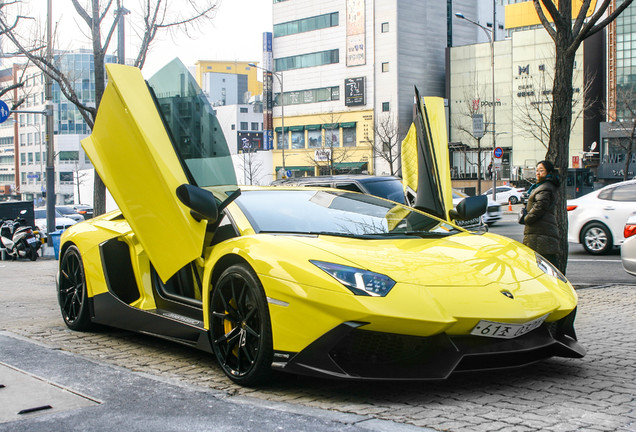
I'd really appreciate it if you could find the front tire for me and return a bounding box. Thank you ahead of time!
[210,264,273,386]
[581,222,612,255]
[58,245,93,331]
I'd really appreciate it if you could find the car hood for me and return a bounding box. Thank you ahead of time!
[291,232,543,287]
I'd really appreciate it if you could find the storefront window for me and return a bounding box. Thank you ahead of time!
[308,129,322,148]
[342,127,356,147]
[323,126,339,147]
[291,131,305,149]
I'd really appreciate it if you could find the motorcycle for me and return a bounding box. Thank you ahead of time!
[0,210,41,261]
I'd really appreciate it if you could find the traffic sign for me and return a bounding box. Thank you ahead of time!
[494,147,503,158]
[0,100,9,124]
[472,114,484,138]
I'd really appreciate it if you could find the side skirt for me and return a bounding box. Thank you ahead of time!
[90,292,213,354]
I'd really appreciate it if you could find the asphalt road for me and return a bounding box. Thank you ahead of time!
[489,206,636,287]
[1,251,635,431]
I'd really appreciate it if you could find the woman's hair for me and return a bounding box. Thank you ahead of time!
[537,160,556,174]
[537,160,560,186]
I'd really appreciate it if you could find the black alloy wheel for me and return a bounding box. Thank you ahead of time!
[58,245,93,331]
[210,264,273,386]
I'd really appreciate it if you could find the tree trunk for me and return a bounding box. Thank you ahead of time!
[547,36,576,275]
[90,0,107,216]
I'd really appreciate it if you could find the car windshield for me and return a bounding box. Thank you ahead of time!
[362,179,406,204]
[147,59,238,197]
[236,190,458,238]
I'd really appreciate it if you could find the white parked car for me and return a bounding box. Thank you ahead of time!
[482,186,525,205]
[567,179,636,254]
[34,208,78,236]
[620,214,636,276]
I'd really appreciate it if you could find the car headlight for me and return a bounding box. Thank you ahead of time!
[310,260,396,297]
[536,254,567,283]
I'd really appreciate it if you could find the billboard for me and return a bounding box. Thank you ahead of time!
[345,77,365,106]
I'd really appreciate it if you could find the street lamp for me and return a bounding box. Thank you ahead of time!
[455,12,497,202]
[248,63,286,173]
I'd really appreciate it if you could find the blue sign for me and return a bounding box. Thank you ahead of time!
[286,170,292,178]
[0,100,9,124]
[494,147,504,158]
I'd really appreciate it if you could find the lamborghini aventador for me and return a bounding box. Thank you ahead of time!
[56,59,585,386]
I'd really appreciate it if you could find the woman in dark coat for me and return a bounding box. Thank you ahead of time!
[521,160,560,266]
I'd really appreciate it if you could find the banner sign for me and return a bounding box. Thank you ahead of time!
[346,0,366,66]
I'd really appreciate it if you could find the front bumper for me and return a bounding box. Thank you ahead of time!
[274,309,585,380]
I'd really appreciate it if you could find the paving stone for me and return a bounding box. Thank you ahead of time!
[2,260,636,431]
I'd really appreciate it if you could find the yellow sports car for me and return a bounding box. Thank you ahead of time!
[57,60,584,386]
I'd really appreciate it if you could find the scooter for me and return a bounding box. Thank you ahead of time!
[0,211,41,261]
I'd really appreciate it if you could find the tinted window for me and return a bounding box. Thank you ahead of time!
[148,59,238,192]
[362,179,406,204]
[56,206,75,215]
[598,188,612,200]
[334,182,363,193]
[612,184,636,201]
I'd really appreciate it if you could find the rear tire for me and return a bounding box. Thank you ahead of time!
[209,263,273,386]
[581,222,612,255]
[509,196,519,205]
[58,245,93,331]
[28,247,37,261]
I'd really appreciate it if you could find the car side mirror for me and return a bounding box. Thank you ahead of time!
[176,184,218,223]
[449,195,487,221]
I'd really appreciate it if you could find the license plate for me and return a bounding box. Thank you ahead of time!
[470,314,549,339]
[26,237,36,244]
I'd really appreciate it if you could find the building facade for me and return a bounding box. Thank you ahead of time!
[4,50,114,205]
[0,67,15,200]
[194,60,262,101]
[267,0,452,178]
[599,0,636,182]
[449,26,604,185]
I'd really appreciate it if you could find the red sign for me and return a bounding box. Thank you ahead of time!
[572,156,580,168]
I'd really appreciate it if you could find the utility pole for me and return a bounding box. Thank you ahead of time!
[116,6,130,65]
[45,0,55,236]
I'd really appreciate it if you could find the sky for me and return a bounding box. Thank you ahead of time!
[23,0,273,77]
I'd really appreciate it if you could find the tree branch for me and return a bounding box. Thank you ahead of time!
[70,0,93,28]
[533,0,558,40]
[576,0,634,46]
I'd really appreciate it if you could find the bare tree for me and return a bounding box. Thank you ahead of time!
[239,139,263,186]
[533,0,634,273]
[0,0,219,216]
[453,83,493,194]
[604,85,636,180]
[371,112,403,176]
